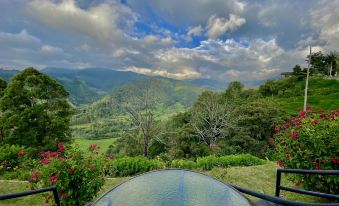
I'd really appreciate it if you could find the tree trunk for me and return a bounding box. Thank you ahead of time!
[143,135,149,156]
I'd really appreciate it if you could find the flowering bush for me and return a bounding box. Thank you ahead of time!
[30,143,105,206]
[0,145,27,173]
[271,107,339,194]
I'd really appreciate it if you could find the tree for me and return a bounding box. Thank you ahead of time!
[326,51,338,77]
[190,91,233,147]
[123,79,159,157]
[0,68,74,150]
[0,78,7,142]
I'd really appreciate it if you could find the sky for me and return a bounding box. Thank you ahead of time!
[0,0,338,82]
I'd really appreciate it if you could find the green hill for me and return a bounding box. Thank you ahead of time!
[71,77,204,139]
[259,76,339,114]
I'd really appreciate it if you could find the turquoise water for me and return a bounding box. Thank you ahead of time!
[93,170,252,206]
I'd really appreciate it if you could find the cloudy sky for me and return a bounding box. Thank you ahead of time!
[0,0,338,82]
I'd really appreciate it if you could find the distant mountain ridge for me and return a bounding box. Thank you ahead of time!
[0,67,211,105]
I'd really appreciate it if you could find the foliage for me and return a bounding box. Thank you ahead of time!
[228,99,283,154]
[30,143,105,206]
[106,156,165,177]
[0,78,6,97]
[0,145,27,173]
[272,107,339,194]
[170,159,197,169]
[197,154,266,170]
[0,68,74,151]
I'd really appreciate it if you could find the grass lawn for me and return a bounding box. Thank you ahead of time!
[73,138,116,154]
[0,162,329,205]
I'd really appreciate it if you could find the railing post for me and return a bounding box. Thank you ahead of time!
[275,169,281,197]
[52,186,61,206]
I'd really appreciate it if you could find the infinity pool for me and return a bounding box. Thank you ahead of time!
[92,169,253,206]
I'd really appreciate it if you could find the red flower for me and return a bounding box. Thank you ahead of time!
[332,157,338,164]
[57,142,64,148]
[311,120,318,125]
[50,173,60,184]
[315,166,321,170]
[312,161,317,166]
[306,105,312,111]
[17,151,25,157]
[58,147,65,152]
[274,125,280,131]
[41,158,50,165]
[299,111,307,118]
[292,132,299,139]
[268,138,274,145]
[29,171,39,183]
[284,123,290,129]
[277,159,283,167]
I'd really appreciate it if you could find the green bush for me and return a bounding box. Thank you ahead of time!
[30,143,105,206]
[0,145,27,173]
[106,156,165,177]
[197,154,265,170]
[170,159,197,169]
[273,107,339,194]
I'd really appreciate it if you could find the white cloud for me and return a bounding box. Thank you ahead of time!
[187,25,203,36]
[26,0,134,41]
[124,66,201,80]
[0,29,41,48]
[41,45,63,54]
[206,14,246,39]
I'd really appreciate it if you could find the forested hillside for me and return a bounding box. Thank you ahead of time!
[71,77,203,138]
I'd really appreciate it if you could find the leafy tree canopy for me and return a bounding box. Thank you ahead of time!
[0,67,74,150]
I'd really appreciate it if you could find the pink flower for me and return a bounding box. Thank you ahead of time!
[41,158,50,165]
[299,111,307,118]
[312,161,317,166]
[332,157,338,164]
[17,151,25,157]
[268,138,274,145]
[311,120,318,125]
[284,123,290,129]
[50,173,60,184]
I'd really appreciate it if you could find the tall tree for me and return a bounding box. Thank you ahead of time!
[123,79,159,156]
[0,68,74,150]
[190,91,233,147]
[326,51,338,77]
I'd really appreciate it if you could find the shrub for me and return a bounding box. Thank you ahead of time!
[197,154,265,170]
[170,159,197,169]
[273,107,339,194]
[106,156,165,177]
[0,145,27,173]
[30,143,105,206]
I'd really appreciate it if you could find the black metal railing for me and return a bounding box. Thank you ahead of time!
[275,169,339,201]
[0,185,60,206]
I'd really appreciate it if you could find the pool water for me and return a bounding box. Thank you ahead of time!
[92,169,252,206]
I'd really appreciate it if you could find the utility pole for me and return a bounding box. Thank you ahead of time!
[303,46,311,111]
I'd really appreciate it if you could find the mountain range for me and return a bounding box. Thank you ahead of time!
[0,67,229,105]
